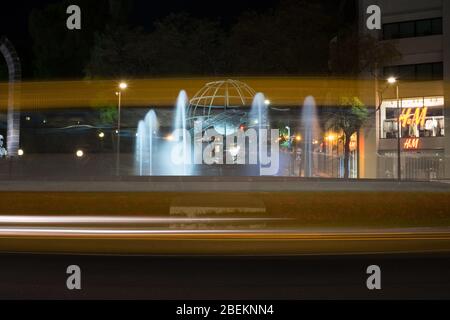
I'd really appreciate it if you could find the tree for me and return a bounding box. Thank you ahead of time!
[327,28,401,179]
[325,97,369,179]
[228,0,337,75]
[86,0,346,78]
[85,25,150,78]
[98,107,118,125]
[86,13,227,78]
[329,29,401,77]
[150,13,226,76]
[28,0,113,78]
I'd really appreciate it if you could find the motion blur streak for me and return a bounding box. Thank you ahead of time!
[1,227,450,239]
[2,77,447,110]
[0,215,288,224]
[2,227,450,255]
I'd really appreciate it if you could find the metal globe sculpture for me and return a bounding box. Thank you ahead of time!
[187,79,256,135]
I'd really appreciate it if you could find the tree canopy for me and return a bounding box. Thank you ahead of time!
[28,0,112,78]
[29,0,349,79]
[329,28,401,77]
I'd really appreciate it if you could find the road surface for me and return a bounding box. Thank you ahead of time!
[1,252,450,299]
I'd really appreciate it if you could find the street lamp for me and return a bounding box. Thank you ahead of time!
[387,76,397,85]
[115,82,127,176]
[387,77,401,181]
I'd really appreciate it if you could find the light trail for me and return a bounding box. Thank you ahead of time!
[0,215,290,224]
[1,226,450,255]
[0,76,415,110]
[0,226,450,239]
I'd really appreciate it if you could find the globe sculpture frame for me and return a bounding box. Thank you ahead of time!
[187,79,257,135]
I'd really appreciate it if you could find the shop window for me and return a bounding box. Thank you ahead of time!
[380,97,445,139]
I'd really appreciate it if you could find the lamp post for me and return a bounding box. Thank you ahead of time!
[115,82,127,176]
[388,77,401,181]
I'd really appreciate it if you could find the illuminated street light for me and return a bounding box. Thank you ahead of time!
[17,149,24,156]
[98,132,105,139]
[387,77,397,84]
[76,150,84,158]
[295,135,302,142]
[326,134,336,142]
[116,82,128,176]
[264,99,271,106]
[388,77,401,181]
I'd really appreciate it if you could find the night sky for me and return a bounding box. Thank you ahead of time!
[2,0,279,40]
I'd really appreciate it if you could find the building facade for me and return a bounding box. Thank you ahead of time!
[359,0,450,180]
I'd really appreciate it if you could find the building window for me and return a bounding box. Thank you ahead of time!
[380,97,445,140]
[431,18,443,35]
[384,62,443,81]
[383,18,443,40]
[399,21,415,38]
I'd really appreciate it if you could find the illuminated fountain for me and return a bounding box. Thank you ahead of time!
[301,96,320,177]
[170,90,192,175]
[135,110,158,176]
[250,93,269,175]
[134,81,273,177]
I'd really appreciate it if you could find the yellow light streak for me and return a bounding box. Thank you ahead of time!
[0,77,407,110]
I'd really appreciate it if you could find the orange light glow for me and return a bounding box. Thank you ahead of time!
[403,138,420,150]
[0,77,389,111]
